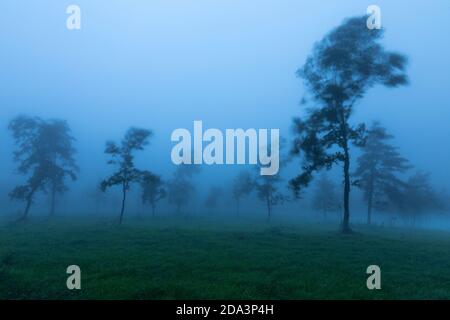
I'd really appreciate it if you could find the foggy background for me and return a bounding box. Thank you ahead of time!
[1,0,449,229]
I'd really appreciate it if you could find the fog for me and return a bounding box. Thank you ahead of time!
[1,0,449,230]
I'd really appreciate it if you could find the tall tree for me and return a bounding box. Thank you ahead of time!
[231,171,255,216]
[140,171,166,217]
[290,16,408,233]
[100,127,152,224]
[9,115,78,220]
[353,122,410,225]
[312,174,341,220]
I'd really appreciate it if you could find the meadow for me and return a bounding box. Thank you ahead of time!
[1,216,450,300]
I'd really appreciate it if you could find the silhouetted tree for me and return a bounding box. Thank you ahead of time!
[167,165,200,214]
[256,174,285,221]
[100,127,152,224]
[9,115,78,220]
[290,16,408,233]
[140,171,166,217]
[232,171,255,216]
[388,171,441,225]
[353,122,410,225]
[205,186,222,213]
[312,174,341,220]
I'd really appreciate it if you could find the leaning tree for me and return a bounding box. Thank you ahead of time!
[9,115,78,220]
[353,121,410,225]
[100,127,152,224]
[290,16,408,233]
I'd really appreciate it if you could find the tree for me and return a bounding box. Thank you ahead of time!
[255,174,286,221]
[289,16,408,233]
[205,186,223,213]
[140,171,166,217]
[167,165,200,214]
[231,171,255,216]
[353,122,410,225]
[9,115,78,220]
[312,174,341,220]
[388,171,441,225]
[100,127,152,224]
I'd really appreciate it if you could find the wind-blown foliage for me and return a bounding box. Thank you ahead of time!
[290,16,408,232]
[9,115,78,220]
[100,127,152,224]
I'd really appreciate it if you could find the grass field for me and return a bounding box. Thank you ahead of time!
[1,216,450,300]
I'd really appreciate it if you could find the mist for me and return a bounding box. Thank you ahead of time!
[1,0,449,231]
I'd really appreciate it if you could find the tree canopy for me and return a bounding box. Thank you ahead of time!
[140,171,166,217]
[100,127,152,224]
[290,16,408,232]
[9,115,78,219]
[353,121,410,224]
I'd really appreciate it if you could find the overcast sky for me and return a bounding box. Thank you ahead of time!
[1,0,449,205]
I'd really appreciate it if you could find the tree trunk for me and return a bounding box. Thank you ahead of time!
[367,170,375,225]
[19,188,37,222]
[267,198,271,221]
[152,203,156,217]
[342,146,352,233]
[367,190,373,225]
[367,201,372,225]
[119,184,127,224]
[337,104,352,234]
[20,197,33,221]
[50,186,56,217]
[236,198,240,217]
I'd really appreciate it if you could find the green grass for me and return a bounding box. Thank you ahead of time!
[1,216,450,299]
